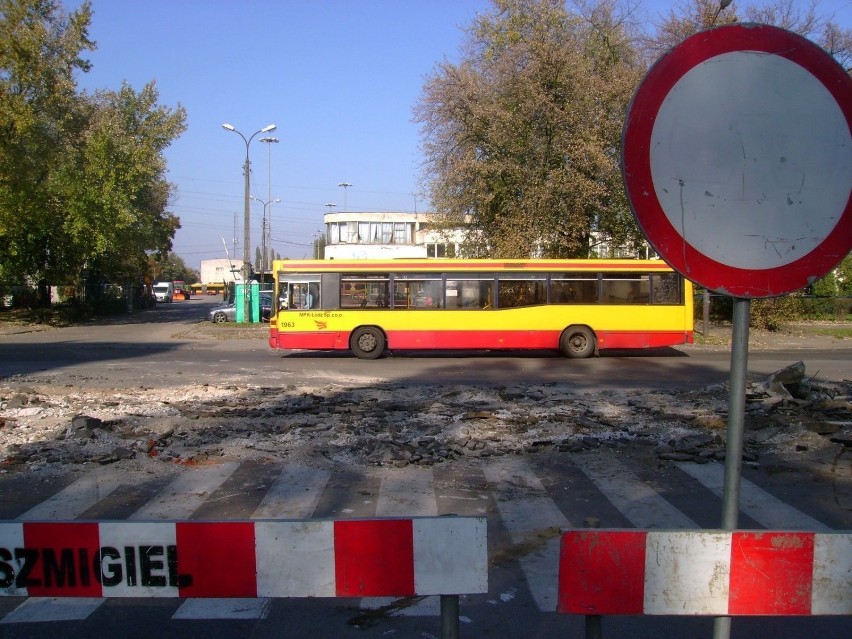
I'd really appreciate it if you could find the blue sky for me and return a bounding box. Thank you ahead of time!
[66,0,852,269]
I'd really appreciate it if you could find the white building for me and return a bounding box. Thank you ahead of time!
[323,211,463,260]
[198,258,243,285]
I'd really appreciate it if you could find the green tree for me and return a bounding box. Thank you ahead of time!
[0,0,94,295]
[0,0,186,304]
[415,0,646,258]
[150,252,197,284]
[58,81,186,291]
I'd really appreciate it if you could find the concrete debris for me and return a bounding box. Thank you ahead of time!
[0,363,849,473]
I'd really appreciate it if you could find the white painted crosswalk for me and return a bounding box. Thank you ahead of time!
[483,457,570,612]
[0,453,837,626]
[17,468,125,521]
[130,462,241,520]
[252,464,331,520]
[574,455,698,528]
[677,461,831,531]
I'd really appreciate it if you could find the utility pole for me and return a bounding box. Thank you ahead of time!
[259,136,279,277]
[338,182,352,212]
[221,122,277,322]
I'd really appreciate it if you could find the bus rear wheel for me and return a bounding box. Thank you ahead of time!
[560,326,596,359]
[351,326,386,360]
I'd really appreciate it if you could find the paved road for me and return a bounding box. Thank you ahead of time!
[1,298,850,390]
[0,301,849,638]
[0,448,848,638]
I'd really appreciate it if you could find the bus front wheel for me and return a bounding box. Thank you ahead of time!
[560,326,596,359]
[351,327,386,360]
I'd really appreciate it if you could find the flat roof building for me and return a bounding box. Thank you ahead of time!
[323,211,463,260]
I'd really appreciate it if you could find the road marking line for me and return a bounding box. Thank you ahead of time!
[129,462,239,520]
[0,598,103,623]
[172,598,271,620]
[678,462,831,531]
[484,457,569,612]
[574,455,698,529]
[376,468,438,517]
[17,469,124,521]
[251,464,331,520]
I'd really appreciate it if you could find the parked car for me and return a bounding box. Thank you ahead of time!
[208,293,273,323]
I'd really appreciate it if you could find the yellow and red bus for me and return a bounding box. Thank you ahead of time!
[268,259,693,359]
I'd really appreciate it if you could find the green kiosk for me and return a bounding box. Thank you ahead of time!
[233,281,260,323]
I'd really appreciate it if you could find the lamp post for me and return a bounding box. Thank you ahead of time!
[259,136,279,278]
[222,122,277,322]
[337,182,352,211]
[312,228,325,259]
[711,0,734,24]
[251,196,280,275]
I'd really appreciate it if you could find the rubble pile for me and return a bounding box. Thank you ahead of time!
[0,362,849,474]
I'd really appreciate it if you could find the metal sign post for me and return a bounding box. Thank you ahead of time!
[713,297,749,639]
[622,23,852,639]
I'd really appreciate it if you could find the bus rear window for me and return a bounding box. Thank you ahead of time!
[651,272,682,304]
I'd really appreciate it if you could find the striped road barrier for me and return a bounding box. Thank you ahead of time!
[557,529,851,633]
[1,516,488,639]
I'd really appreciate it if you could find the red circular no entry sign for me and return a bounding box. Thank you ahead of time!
[623,24,852,298]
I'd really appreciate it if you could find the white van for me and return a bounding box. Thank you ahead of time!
[153,281,174,303]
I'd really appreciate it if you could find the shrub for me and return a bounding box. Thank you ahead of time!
[749,295,803,331]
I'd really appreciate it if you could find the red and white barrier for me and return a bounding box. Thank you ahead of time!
[0,517,487,599]
[558,529,851,616]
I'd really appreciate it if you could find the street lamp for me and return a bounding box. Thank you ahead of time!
[711,0,734,24]
[251,196,281,275]
[337,182,353,212]
[259,136,279,278]
[312,228,324,259]
[222,122,276,322]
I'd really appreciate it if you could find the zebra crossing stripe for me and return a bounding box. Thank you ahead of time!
[251,464,331,520]
[0,517,487,599]
[558,529,852,616]
[676,462,831,531]
[172,597,271,620]
[17,470,124,521]
[376,468,438,517]
[129,462,240,520]
[573,456,697,529]
[483,457,569,612]
[0,597,104,624]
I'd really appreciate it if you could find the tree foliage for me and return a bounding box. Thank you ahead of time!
[416,0,645,258]
[0,0,186,301]
[649,0,851,67]
[417,0,851,259]
[150,252,197,284]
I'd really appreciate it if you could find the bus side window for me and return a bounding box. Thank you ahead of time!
[288,283,318,309]
[289,283,304,309]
